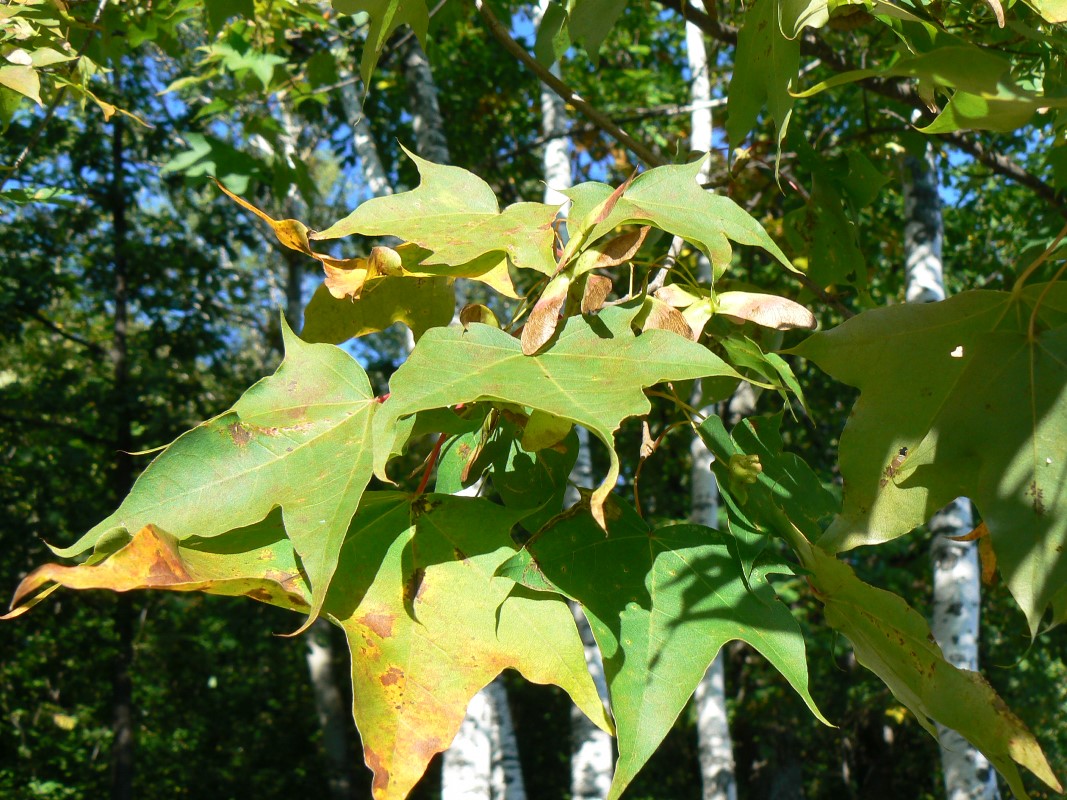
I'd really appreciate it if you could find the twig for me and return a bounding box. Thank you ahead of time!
[0,412,109,445]
[18,308,104,354]
[1,0,110,189]
[474,0,665,168]
[655,0,1067,219]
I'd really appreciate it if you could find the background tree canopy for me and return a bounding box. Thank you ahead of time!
[2,0,1066,798]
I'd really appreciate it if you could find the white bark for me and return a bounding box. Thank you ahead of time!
[565,428,614,800]
[903,150,999,800]
[532,1,614,789]
[402,39,451,165]
[391,39,524,797]
[443,690,495,799]
[306,620,357,800]
[338,78,393,199]
[683,15,738,800]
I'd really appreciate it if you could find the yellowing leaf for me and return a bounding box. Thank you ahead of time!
[301,276,455,345]
[792,530,1061,798]
[0,64,40,104]
[325,493,612,799]
[5,517,310,620]
[314,148,559,277]
[49,323,379,633]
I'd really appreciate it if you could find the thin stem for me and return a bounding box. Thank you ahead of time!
[1014,220,1067,293]
[633,418,693,515]
[474,0,665,168]
[1027,257,1067,342]
[415,433,447,495]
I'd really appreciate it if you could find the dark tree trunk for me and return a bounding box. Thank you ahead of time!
[108,105,136,800]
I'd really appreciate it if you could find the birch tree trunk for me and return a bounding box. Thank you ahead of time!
[681,16,738,800]
[393,38,526,799]
[902,150,1000,800]
[530,2,615,791]
[108,80,136,800]
[262,99,362,800]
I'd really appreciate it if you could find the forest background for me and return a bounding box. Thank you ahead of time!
[1,0,1066,799]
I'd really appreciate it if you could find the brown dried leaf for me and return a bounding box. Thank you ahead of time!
[947,521,990,543]
[581,274,614,314]
[655,283,701,308]
[979,534,998,585]
[639,297,696,341]
[983,0,1006,26]
[716,291,816,331]
[217,181,399,296]
[323,261,375,300]
[594,226,651,269]
[521,275,570,355]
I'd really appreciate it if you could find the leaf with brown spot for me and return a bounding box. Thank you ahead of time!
[324,492,612,800]
[792,285,1067,634]
[791,529,1060,798]
[716,291,816,330]
[5,513,309,620]
[49,322,378,634]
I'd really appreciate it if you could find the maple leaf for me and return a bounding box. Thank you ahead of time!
[792,284,1067,635]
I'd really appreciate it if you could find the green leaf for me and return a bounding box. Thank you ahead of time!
[315,148,559,276]
[204,0,254,33]
[534,1,571,65]
[499,498,827,800]
[374,303,742,527]
[791,533,1061,798]
[491,428,579,533]
[564,159,796,274]
[325,493,613,800]
[333,0,429,86]
[784,176,867,288]
[52,323,379,632]
[161,132,267,194]
[301,276,455,345]
[726,0,800,149]
[1021,0,1067,22]
[5,512,310,619]
[792,286,1067,635]
[917,89,1056,134]
[211,41,287,90]
[697,413,837,581]
[565,0,626,65]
